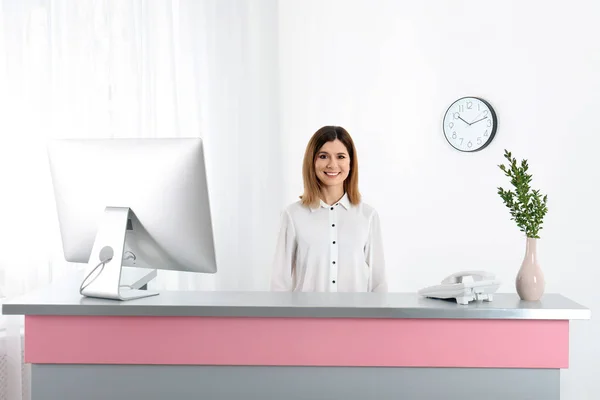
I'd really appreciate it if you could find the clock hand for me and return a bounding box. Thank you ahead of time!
[470,116,488,125]
[469,111,484,124]
[458,116,471,126]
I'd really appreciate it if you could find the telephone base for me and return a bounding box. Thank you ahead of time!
[456,293,493,305]
[422,285,499,305]
[418,273,501,306]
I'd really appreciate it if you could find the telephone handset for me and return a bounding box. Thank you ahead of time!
[418,270,501,305]
[441,270,495,285]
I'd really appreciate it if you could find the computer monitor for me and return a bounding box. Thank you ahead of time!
[47,138,217,301]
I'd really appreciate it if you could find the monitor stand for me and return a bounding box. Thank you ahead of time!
[80,206,160,301]
[121,266,157,291]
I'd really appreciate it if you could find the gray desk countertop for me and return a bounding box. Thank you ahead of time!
[1,274,591,320]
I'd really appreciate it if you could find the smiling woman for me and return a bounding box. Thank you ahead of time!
[301,126,359,208]
[270,126,388,293]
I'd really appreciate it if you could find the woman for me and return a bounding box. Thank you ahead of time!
[270,126,387,292]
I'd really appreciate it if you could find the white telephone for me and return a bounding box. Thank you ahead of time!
[417,271,501,305]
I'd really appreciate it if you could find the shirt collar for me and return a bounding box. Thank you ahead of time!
[310,193,351,212]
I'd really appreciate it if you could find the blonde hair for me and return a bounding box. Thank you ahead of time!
[300,126,361,208]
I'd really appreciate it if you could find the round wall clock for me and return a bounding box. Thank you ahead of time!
[442,97,498,152]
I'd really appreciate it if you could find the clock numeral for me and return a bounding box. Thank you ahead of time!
[478,103,481,111]
[452,132,457,139]
[449,122,454,129]
[467,141,473,148]
[483,110,488,117]
[453,112,459,120]
[487,119,492,127]
[458,105,464,112]
[477,137,482,145]
[459,138,464,146]
[484,130,489,137]
[466,101,473,109]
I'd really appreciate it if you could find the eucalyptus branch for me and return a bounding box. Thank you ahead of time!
[497,150,548,238]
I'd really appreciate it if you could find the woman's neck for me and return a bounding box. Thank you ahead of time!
[320,186,345,206]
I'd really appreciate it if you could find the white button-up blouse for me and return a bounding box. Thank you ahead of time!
[270,193,387,292]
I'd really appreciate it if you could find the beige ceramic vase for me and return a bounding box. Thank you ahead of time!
[516,237,545,301]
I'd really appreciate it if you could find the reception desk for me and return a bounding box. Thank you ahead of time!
[2,275,590,400]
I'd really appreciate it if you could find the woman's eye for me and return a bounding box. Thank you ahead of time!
[338,155,345,159]
[319,155,327,159]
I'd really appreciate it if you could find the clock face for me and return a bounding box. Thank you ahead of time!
[442,97,497,152]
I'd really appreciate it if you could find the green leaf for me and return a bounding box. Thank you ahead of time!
[498,150,548,238]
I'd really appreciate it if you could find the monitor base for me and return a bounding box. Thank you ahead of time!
[121,267,157,290]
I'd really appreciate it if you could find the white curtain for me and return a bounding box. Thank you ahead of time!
[0,1,282,399]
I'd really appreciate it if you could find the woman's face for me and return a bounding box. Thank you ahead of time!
[314,139,350,188]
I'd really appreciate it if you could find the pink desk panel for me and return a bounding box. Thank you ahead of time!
[24,315,569,368]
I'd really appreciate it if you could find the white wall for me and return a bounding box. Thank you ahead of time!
[277,0,600,398]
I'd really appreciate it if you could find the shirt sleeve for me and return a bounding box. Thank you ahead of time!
[270,209,297,291]
[365,210,387,292]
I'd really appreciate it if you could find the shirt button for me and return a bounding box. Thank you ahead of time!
[333,241,336,244]
[332,224,335,227]
[330,207,334,210]
[332,280,336,284]
[332,261,336,264]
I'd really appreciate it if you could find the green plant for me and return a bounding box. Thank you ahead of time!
[497,149,548,239]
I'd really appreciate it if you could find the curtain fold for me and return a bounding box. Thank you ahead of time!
[0,1,282,399]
